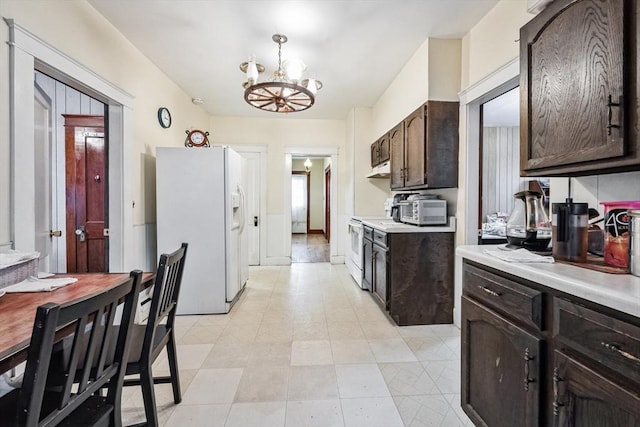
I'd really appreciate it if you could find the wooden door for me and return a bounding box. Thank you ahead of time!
[389,123,405,189]
[404,105,426,188]
[553,351,640,426]
[325,166,331,243]
[63,115,107,273]
[521,0,626,175]
[462,296,541,427]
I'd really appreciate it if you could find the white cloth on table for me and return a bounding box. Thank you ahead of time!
[2,276,77,293]
[484,248,555,263]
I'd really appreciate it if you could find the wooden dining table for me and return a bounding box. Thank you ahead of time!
[0,272,155,374]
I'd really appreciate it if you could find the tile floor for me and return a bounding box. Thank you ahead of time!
[122,263,473,427]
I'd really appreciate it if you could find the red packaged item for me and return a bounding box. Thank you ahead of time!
[601,201,640,268]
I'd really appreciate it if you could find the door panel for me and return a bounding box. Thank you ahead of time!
[33,83,53,272]
[63,115,107,273]
[240,152,261,265]
[462,296,541,427]
[404,107,426,187]
[553,351,640,426]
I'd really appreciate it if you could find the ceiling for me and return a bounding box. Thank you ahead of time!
[87,0,499,120]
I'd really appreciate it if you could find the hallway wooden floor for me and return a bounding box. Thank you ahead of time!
[291,234,329,263]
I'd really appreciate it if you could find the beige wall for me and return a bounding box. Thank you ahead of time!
[210,116,345,214]
[461,0,532,89]
[0,0,210,249]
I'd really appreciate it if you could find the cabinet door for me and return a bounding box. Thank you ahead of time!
[553,351,640,426]
[461,296,541,427]
[520,0,626,175]
[403,106,427,187]
[362,238,373,292]
[378,133,390,164]
[390,123,405,189]
[372,244,388,310]
[370,140,379,167]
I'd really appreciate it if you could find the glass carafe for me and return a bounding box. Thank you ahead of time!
[506,190,552,251]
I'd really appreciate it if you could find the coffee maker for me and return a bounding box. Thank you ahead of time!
[552,198,589,262]
[506,190,552,251]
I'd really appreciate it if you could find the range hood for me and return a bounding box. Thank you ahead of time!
[366,161,390,178]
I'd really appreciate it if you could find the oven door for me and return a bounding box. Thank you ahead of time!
[348,220,363,268]
[347,219,364,287]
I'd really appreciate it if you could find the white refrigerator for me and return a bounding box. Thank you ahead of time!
[156,146,248,314]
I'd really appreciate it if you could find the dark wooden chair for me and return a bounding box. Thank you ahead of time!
[122,243,188,427]
[0,270,142,427]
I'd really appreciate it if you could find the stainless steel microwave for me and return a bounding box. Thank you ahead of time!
[399,199,447,226]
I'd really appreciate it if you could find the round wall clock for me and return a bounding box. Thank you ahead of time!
[185,129,210,147]
[157,107,171,128]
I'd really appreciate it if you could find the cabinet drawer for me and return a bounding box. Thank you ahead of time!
[373,230,387,248]
[554,298,640,385]
[463,263,543,331]
[363,226,373,240]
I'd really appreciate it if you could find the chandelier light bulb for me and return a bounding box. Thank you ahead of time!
[305,78,318,95]
[283,58,306,83]
[246,60,259,85]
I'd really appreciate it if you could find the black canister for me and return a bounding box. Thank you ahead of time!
[552,198,589,262]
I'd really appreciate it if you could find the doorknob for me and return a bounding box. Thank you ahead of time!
[254,216,259,226]
[75,226,86,242]
[49,230,62,237]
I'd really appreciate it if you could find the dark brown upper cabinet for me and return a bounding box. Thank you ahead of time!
[370,134,390,168]
[390,101,459,190]
[520,0,640,176]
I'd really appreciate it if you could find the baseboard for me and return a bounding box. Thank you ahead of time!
[308,229,324,235]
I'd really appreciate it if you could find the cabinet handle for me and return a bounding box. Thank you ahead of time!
[600,341,640,364]
[607,94,621,136]
[523,348,535,391]
[479,286,501,297]
[552,367,564,416]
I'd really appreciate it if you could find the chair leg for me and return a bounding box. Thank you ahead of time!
[140,365,159,427]
[166,332,182,404]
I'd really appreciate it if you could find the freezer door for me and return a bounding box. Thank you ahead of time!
[225,147,249,304]
[156,147,227,314]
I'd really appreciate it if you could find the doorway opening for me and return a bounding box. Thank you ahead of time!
[290,157,330,263]
[8,21,133,273]
[284,147,338,265]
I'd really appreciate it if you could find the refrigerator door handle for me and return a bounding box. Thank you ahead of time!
[237,184,246,234]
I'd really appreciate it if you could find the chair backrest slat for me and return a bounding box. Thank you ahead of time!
[143,243,188,361]
[15,270,142,427]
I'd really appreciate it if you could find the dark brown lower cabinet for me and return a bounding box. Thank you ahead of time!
[461,296,541,427]
[371,240,388,310]
[462,260,640,427]
[364,228,454,326]
[362,230,373,293]
[553,351,640,426]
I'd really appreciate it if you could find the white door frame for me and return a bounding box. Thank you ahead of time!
[454,57,519,327]
[6,19,134,271]
[230,144,267,266]
[284,146,339,264]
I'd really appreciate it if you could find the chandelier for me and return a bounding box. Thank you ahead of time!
[239,34,323,113]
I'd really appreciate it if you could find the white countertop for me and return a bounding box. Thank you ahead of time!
[456,245,640,318]
[362,217,456,233]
